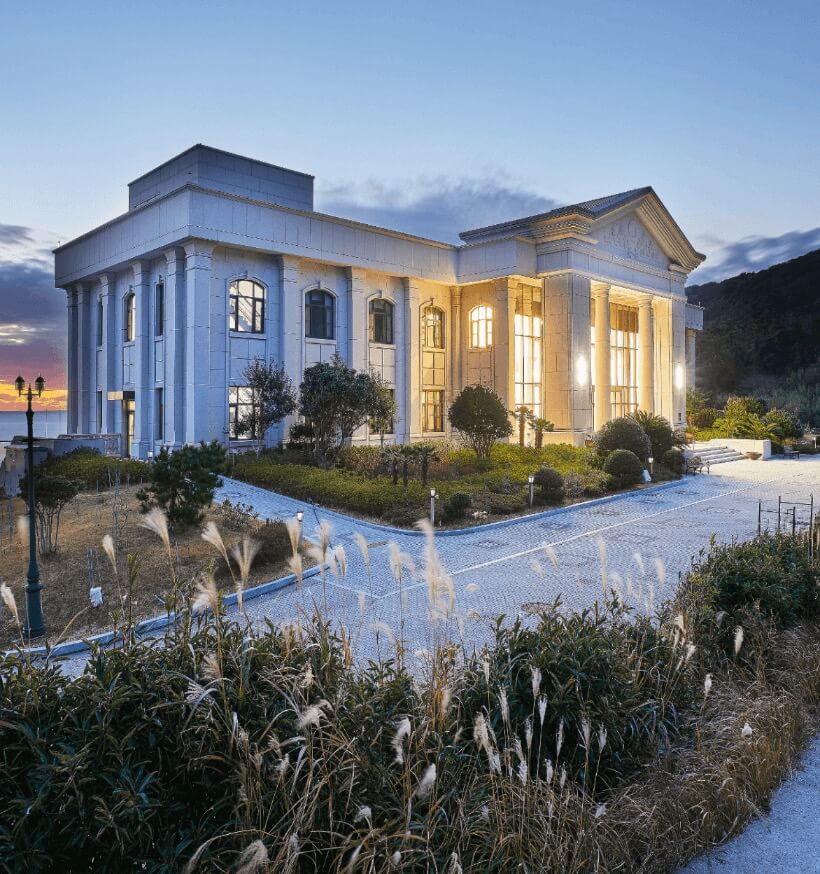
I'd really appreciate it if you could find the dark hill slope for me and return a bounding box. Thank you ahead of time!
[687,248,820,400]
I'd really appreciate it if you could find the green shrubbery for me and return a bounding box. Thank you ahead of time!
[603,449,645,487]
[442,491,471,521]
[594,417,651,462]
[2,531,816,872]
[662,447,685,476]
[533,465,564,502]
[628,410,678,459]
[40,447,150,490]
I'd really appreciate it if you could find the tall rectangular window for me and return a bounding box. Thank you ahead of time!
[514,291,542,418]
[610,303,639,417]
[229,280,266,333]
[155,388,164,440]
[96,298,104,346]
[155,282,164,336]
[229,386,258,439]
[96,391,103,433]
[423,390,445,433]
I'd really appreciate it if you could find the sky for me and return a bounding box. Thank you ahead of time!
[1,0,818,410]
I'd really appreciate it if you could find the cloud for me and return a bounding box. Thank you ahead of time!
[0,258,66,410]
[0,224,35,246]
[690,226,820,285]
[317,175,558,244]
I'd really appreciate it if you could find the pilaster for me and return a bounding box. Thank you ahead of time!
[347,267,368,371]
[592,284,611,429]
[280,255,302,439]
[66,289,78,433]
[685,328,697,396]
[130,260,152,456]
[671,296,687,428]
[98,274,117,435]
[163,248,185,448]
[402,278,422,441]
[449,286,462,401]
[183,241,215,445]
[493,278,517,414]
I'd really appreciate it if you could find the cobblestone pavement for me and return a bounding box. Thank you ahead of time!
[215,457,819,662]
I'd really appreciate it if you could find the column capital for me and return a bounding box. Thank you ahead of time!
[129,260,152,283]
[279,253,301,272]
[98,272,115,294]
[403,276,421,300]
[450,285,462,306]
[346,266,367,283]
[163,247,185,269]
[591,282,611,299]
[182,239,215,261]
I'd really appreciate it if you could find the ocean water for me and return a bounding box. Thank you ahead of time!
[0,410,67,460]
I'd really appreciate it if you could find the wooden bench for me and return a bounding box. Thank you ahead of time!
[783,446,801,459]
[685,455,704,475]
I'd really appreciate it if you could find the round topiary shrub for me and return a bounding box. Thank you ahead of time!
[662,447,685,476]
[603,449,645,488]
[533,465,564,502]
[443,491,472,521]
[594,417,651,463]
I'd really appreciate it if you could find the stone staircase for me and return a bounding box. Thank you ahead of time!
[686,443,746,467]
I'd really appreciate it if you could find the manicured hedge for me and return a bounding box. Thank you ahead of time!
[40,448,150,491]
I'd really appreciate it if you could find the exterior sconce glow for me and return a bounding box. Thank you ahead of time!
[674,363,684,390]
[576,354,589,387]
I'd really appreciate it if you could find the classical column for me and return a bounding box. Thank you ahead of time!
[98,274,117,436]
[163,248,185,448]
[130,261,152,457]
[593,284,611,428]
[280,255,302,439]
[66,289,78,434]
[638,297,654,413]
[493,278,517,414]
[74,283,92,434]
[183,241,214,445]
[402,278,422,441]
[449,286,462,400]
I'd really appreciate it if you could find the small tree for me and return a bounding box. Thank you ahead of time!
[414,442,439,486]
[448,384,513,460]
[19,473,80,554]
[368,371,398,447]
[299,353,384,467]
[527,412,554,449]
[234,358,296,451]
[137,441,226,529]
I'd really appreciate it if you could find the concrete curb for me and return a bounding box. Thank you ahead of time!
[2,565,323,662]
[222,475,688,538]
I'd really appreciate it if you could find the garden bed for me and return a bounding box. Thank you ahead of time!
[232,442,668,528]
[0,486,294,649]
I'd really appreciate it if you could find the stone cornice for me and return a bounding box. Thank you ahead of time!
[536,237,681,283]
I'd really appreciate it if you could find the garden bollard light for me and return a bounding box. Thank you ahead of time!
[296,510,304,550]
[528,474,535,507]
[430,489,437,526]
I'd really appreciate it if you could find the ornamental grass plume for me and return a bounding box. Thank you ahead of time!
[101,533,117,573]
[392,716,411,764]
[287,554,304,587]
[415,763,436,799]
[235,840,269,874]
[734,625,745,656]
[353,531,370,571]
[140,507,171,555]
[285,516,301,557]
[333,544,347,577]
[0,581,19,630]
[16,515,28,546]
[201,521,231,571]
[193,573,220,616]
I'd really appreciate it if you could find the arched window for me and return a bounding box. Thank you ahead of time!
[422,306,444,349]
[305,289,335,340]
[124,291,136,342]
[229,279,265,333]
[369,298,394,344]
[470,305,493,349]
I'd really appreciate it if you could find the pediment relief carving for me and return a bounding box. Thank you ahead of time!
[596,213,669,269]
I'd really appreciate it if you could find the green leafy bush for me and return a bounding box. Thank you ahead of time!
[533,466,564,502]
[443,491,472,521]
[688,406,719,429]
[762,408,803,441]
[17,472,81,554]
[628,410,676,459]
[137,441,226,529]
[580,468,613,497]
[662,447,685,476]
[336,445,383,478]
[253,520,293,566]
[603,449,645,488]
[41,447,149,490]
[594,417,651,462]
[448,384,513,459]
[480,492,527,515]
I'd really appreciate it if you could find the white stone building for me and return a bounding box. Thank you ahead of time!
[55,145,705,458]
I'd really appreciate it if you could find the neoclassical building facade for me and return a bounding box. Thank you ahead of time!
[55,146,705,458]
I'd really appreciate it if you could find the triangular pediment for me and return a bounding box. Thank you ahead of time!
[589,189,705,273]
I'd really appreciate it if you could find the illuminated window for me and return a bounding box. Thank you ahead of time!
[369,298,394,344]
[423,390,445,433]
[514,293,542,417]
[422,306,444,349]
[124,291,136,342]
[610,303,639,417]
[229,279,265,334]
[470,305,493,348]
[305,289,335,340]
[229,386,258,439]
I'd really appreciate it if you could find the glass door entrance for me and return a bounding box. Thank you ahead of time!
[123,397,135,457]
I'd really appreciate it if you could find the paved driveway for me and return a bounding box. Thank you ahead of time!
[215,457,819,661]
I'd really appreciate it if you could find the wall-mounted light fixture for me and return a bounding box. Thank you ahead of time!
[576,354,589,387]
[674,363,684,390]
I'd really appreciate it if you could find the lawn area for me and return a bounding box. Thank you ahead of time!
[232,442,619,526]
[0,485,295,649]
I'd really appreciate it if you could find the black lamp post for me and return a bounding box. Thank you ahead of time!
[15,373,46,639]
